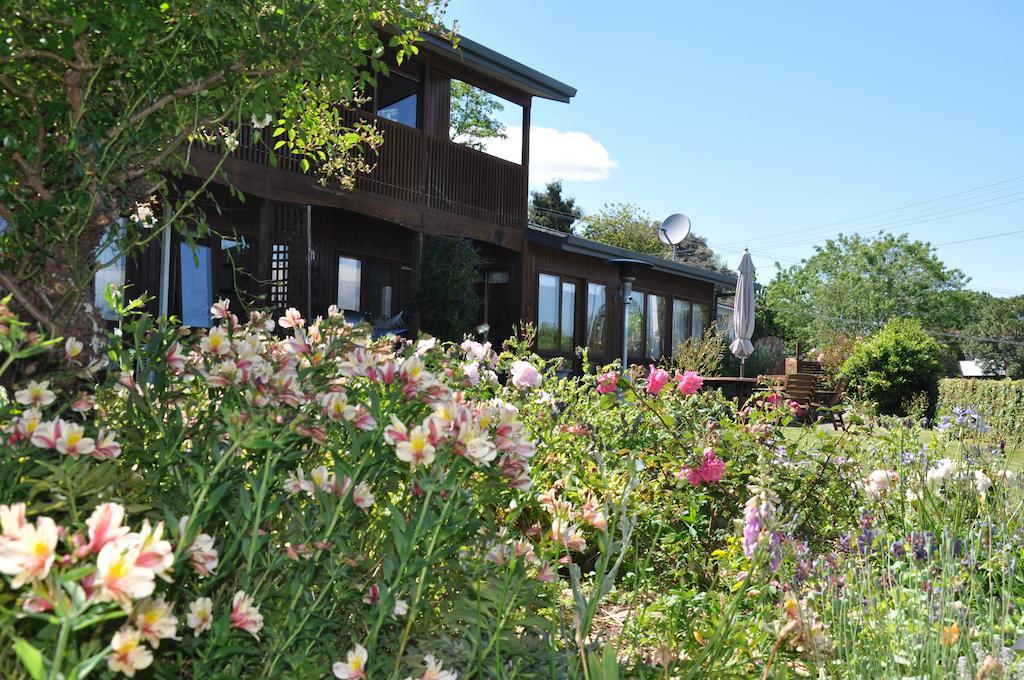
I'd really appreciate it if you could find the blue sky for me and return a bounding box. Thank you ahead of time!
[446,1,1024,296]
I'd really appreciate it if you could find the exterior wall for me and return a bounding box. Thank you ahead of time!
[522,242,717,369]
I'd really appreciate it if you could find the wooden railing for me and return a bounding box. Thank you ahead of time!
[226,111,528,229]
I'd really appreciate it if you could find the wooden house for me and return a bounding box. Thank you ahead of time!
[105,31,736,367]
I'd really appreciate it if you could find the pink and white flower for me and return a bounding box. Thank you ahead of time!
[95,542,156,608]
[92,429,122,461]
[107,626,153,677]
[0,508,59,588]
[395,425,436,469]
[86,503,130,554]
[510,360,542,389]
[278,307,305,329]
[15,380,56,407]
[200,326,231,357]
[284,469,315,496]
[56,422,96,458]
[133,520,173,578]
[352,482,375,509]
[230,590,264,639]
[187,533,219,577]
[131,597,179,648]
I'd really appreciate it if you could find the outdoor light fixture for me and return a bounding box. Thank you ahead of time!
[606,258,651,370]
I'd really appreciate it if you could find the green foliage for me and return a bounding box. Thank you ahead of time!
[0,0,442,343]
[529,180,582,233]
[416,236,482,341]
[580,203,671,257]
[937,377,1024,446]
[449,80,507,151]
[961,295,1024,379]
[840,318,947,416]
[669,323,726,376]
[762,232,970,346]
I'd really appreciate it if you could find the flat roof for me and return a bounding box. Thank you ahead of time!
[527,224,738,288]
[421,33,577,103]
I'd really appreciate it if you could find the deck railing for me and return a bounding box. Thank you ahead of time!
[226,110,527,229]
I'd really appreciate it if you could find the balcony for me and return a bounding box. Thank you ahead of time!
[228,110,528,231]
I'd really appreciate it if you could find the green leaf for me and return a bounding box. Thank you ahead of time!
[14,638,45,680]
[71,16,89,36]
[300,158,310,173]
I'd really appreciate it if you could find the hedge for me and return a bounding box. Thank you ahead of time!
[937,378,1024,444]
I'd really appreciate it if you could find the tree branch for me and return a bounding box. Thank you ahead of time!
[0,49,79,70]
[11,152,53,200]
[0,271,59,336]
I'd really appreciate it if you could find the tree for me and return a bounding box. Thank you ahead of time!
[529,180,582,233]
[762,232,970,346]
[449,80,506,151]
[0,1,443,349]
[675,234,732,273]
[962,295,1024,379]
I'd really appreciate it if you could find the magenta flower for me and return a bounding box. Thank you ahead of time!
[676,370,703,396]
[678,448,726,485]
[646,365,670,395]
[596,372,618,395]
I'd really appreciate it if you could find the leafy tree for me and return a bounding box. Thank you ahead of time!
[0,1,443,347]
[417,236,482,341]
[529,180,582,233]
[449,80,506,151]
[841,317,947,416]
[580,203,729,271]
[762,232,970,346]
[962,295,1024,378]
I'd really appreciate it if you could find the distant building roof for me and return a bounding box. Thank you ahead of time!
[421,33,577,102]
[527,223,738,288]
[959,360,1004,378]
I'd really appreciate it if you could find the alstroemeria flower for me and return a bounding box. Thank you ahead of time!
[131,597,179,648]
[15,380,56,407]
[188,533,219,577]
[309,466,335,493]
[278,307,305,329]
[199,326,231,357]
[333,644,369,679]
[107,626,153,677]
[29,419,62,449]
[284,469,315,496]
[56,422,96,458]
[230,590,264,639]
[133,520,173,578]
[65,336,84,359]
[414,654,458,680]
[186,597,213,636]
[0,508,59,588]
[92,429,122,461]
[85,503,130,555]
[395,425,436,469]
[352,482,375,509]
[95,542,156,608]
[210,298,231,320]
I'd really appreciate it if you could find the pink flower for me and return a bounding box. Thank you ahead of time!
[679,448,727,485]
[536,562,557,583]
[106,626,153,677]
[646,365,671,395]
[0,508,59,588]
[510,360,542,389]
[333,644,368,679]
[278,307,305,329]
[56,422,95,458]
[676,370,703,396]
[85,503,130,555]
[95,542,156,608]
[187,533,219,577]
[210,298,231,320]
[230,590,264,639]
[30,419,63,449]
[352,482,375,509]
[596,371,618,395]
[92,429,122,461]
[133,520,173,578]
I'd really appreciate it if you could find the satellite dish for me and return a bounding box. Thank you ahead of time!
[658,213,692,245]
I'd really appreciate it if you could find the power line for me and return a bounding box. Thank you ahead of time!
[933,227,1024,247]
[717,174,1024,249]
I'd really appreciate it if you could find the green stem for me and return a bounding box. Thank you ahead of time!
[49,615,72,680]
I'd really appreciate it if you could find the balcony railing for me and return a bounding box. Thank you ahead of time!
[228,111,528,229]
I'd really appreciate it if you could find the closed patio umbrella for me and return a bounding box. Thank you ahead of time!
[730,249,756,377]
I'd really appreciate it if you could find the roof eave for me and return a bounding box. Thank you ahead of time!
[420,33,577,103]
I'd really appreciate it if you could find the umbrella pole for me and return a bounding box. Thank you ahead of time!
[740,358,745,379]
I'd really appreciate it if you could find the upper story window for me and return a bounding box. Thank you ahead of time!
[370,70,419,128]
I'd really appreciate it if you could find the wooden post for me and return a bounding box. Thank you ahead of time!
[256,199,272,301]
[410,231,424,334]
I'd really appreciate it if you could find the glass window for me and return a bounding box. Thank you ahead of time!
[364,260,394,322]
[537,273,559,351]
[646,294,664,359]
[627,291,644,357]
[692,302,709,339]
[337,256,361,312]
[95,222,126,321]
[376,72,418,128]
[560,281,576,351]
[672,299,692,356]
[586,283,607,353]
[180,243,212,328]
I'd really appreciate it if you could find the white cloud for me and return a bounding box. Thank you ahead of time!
[482,125,617,184]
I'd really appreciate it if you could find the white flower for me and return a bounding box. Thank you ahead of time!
[131,597,179,648]
[65,337,84,359]
[251,112,273,129]
[14,380,56,407]
[352,482,375,509]
[186,597,214,636]
[134,202,157,229]
[509,360,542,389]
[975,470,993,496]
[926,458,956,484]
[863,469,898,501]
[333,644,368,679]
[107,626,153,677]
[393,599,409,617]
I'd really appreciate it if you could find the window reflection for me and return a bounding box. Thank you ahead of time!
[672,299,692,356]
[692,302,709,339]
[95,222,126,321]
[586,283,606,353]
[537,273,559,351]
[560,281,576,351]
[627,292,644,357]
[375,72,418,128]
[180,243,212,328]
[337,256,361,312]
[646,294,664,358]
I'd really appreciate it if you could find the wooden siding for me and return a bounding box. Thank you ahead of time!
[522,243,717,367]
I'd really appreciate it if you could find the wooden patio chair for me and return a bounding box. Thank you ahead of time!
[811,376,849,431]
[780,372,818,418]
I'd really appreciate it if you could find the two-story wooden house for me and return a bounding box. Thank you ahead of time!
[107,31,735,369]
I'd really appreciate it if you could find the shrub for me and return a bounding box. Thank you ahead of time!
[670,322,726,376]
[937,377,1024,446]
[840,318,947,416]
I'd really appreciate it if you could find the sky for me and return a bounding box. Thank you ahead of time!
[445,0,1024,296]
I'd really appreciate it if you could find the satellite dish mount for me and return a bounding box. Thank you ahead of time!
[658,213,692,246]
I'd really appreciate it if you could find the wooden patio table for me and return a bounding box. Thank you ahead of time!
[700,376,760,403]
